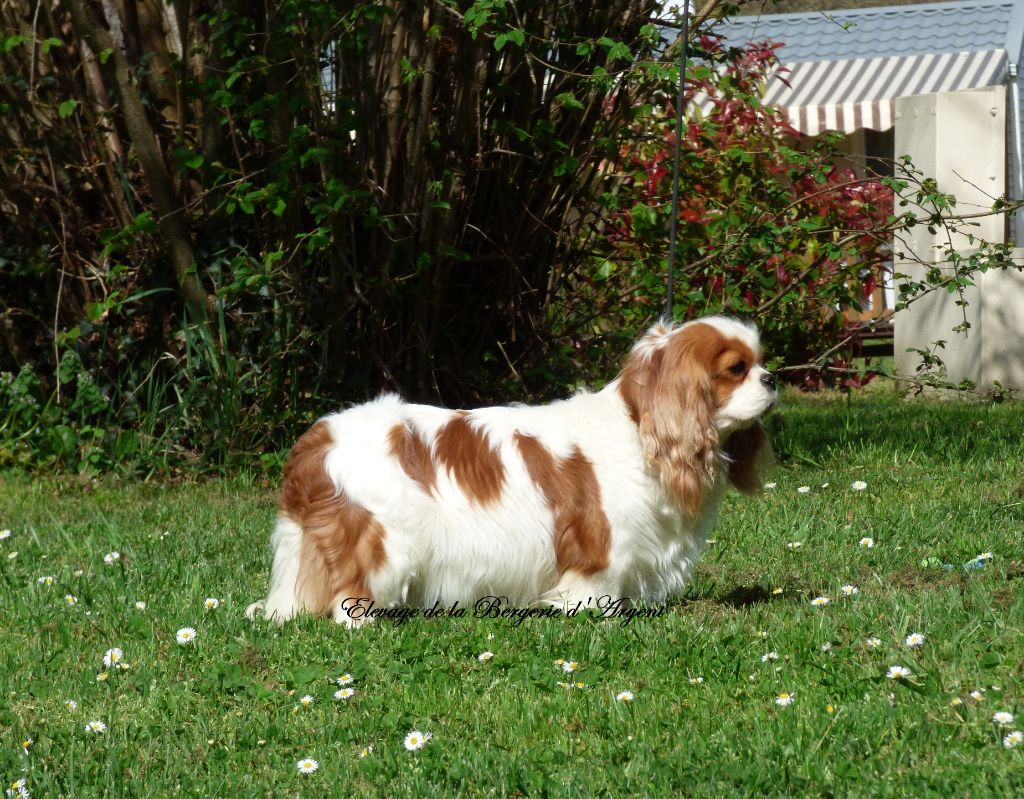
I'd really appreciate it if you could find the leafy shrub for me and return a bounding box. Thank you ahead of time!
[541,35,894,388]
[0,2,1016,473]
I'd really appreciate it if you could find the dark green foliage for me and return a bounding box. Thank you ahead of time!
[0,1,1018,472]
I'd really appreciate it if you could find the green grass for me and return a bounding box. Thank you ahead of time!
[2,392,1023,797]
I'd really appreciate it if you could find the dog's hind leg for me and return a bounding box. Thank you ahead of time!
[246,515,303,622]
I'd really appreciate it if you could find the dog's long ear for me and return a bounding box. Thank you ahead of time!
[723,422,772,494]
[619,324,719,518]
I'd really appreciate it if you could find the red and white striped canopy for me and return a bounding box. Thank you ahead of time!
[701,49,1009,136]
[769,49,1008,135]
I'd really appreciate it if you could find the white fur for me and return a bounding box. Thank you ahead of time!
[248,315,775,624]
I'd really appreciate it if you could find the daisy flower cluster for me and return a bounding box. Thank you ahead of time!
[99,647,131,678]
[333,672,357,701]
[5,777,29,799]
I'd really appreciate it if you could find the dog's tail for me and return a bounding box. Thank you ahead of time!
[247,419,388,624]
[247,422,338,622]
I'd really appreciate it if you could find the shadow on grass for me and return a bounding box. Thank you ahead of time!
[678,583,779,610]
[769,393,1024,466]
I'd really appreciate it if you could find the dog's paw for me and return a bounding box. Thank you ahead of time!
[244,600,266,620]
[332,604,374,628]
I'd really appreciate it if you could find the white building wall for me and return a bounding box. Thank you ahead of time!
[893,85,1024,396]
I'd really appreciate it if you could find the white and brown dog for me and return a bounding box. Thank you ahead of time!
[246,316,776,625]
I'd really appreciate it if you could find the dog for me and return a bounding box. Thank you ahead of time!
[246,316,776,625]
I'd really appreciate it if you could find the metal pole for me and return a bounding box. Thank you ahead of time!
[665,0,690,320]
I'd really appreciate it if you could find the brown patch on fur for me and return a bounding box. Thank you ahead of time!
[515,433,611,576]
[387,422,437,495]
[723,423,772,494]
[617,322,764,517]
[279,422,388,616]
[435,414,505,504]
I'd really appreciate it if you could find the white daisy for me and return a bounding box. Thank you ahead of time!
[1004,730,1023,749]
[477,651,494,662]
[688,676,704,684]
[761,651,779,662]
[0,529,10,540]
[970,690,987,703]
[36,575,55,586]
[358,745,374,758]
[840,584,860,596]
[336,673,354,686]
[786,541,802,550]
[65,699,78,712]
[810,596,830,606]
[615,690,635,702]
[65,594,78,605]
[821,642,833,653]
[296,758,319,774]
[404,730,432,751]
[102,648,125,668]
[904,632,925,649]
[858,537,875,548]
[561,660,579,673]
[797,486,811,494]
[175,627,197,645]
[886,665,912,680]
[102,551,120,564]
[865,636,882,649]
[5,777,28,799]
[334,688,356,700]
[298,694,315,708]
[992,711,1015,726]
[775,692,795,707]
[851,480,868,491]
[134,601,146,610]
[204,597,220,610]
[84,719,107,734]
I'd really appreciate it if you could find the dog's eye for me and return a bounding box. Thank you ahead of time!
[728,361,747,376]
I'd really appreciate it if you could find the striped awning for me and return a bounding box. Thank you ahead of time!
[764,49,1009,136]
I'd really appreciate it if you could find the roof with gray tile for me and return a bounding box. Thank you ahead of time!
[716,0,1024,63]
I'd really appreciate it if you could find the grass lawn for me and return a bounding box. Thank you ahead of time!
[2,391,1023,797]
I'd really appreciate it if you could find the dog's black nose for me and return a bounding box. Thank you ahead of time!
[761,372,776,390]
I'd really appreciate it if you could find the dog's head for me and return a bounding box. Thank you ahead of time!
[618,316,776,516]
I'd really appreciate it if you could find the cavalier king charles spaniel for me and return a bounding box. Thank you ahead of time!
[246,316,776,625]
